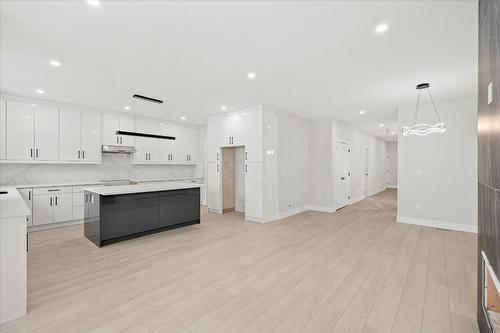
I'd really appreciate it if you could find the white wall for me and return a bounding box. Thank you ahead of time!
[332,119,388,202]
[397,96,477,232]
[277,111,309,215]
[308,120,334,209]
[387,142,398,188]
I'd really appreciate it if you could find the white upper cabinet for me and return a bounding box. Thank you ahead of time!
[34,105,59,161]
[81,112,101,162]
[102,112,134,146]
[59,109,82,161]
[59,109,101,162]
[159,122,175,162]
[0,97,6,160]
[134,117,160,162]
[6,100,34,160]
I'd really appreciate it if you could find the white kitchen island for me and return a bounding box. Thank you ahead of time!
[0,187,30,324]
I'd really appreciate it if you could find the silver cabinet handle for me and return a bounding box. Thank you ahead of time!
[36,148,39,158]
[245,152,248,160]
[82,150,85,159]
[78,150,81,159]
[55,196,58,206]
[216,164,219,172]
[49,197,53,206]
[216,153,219,161]
[28,190,31,201]
[116,136,119,144]
[245,164,248,172]
[30,148,33,158]
[48,189,60,192]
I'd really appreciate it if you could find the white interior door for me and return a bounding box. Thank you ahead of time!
[59,109,82,161]
[81,112,101,162]
[335,141,351,209]
[6,100,34,160]
[364,148,370,197]
[34,105,59,161]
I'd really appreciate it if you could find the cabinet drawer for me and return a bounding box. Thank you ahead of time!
[33,186,72,195]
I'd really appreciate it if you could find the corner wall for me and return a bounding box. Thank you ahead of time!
[397,96,478,232]
[387,142,398,188]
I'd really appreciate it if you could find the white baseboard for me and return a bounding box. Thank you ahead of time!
[387,186,397,189]
[368,187,386,197]
[397,216,477,233]
[28,219,84,232]
[279,205,336,219]
[349,196,366,205]
[306,205,336,213]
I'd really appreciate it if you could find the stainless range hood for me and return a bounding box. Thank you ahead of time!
[101,145,137,154]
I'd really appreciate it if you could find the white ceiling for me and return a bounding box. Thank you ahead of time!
[0,0,477,142]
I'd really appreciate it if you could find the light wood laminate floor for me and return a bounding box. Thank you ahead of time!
[0,190,479,333]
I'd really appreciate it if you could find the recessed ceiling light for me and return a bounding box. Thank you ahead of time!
[35,89,45,94]
[391,131,396,135]
[379,123,384,127]
[180,116,186,120]
[359,110,366,115]
[220,106,227,111]
[49,59,61,67]
[247,72,256,80]
[124,106,131,110]
[30,104,37,107]
[86,0,100,7]
[375,23,389,34]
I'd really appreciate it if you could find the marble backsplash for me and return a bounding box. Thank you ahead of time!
[0,154,202,185]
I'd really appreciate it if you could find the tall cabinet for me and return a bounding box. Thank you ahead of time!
[207,106,278,223]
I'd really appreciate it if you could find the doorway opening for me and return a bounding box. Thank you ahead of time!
[221,146,245,215]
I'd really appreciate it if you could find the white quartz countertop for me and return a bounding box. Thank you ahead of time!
[0,187,30,219]
[6,178,205,189]
[83,182,205,196]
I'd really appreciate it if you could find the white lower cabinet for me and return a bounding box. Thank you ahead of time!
[32,187,73,226]
[18,188,33,226]
[207,162,221,213]
[244,162,263,221]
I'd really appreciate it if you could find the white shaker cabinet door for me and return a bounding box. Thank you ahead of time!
[0,97,6,160]
[32,194,53,225]
[59,109,82,161]
[53,193,73,223]
[81,112,101,162]
[34,105,59,161]
[6,100,34,160]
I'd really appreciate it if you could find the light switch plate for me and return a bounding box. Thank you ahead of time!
[488,82,494,104]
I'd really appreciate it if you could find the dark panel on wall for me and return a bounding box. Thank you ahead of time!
[478,1,500,332]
